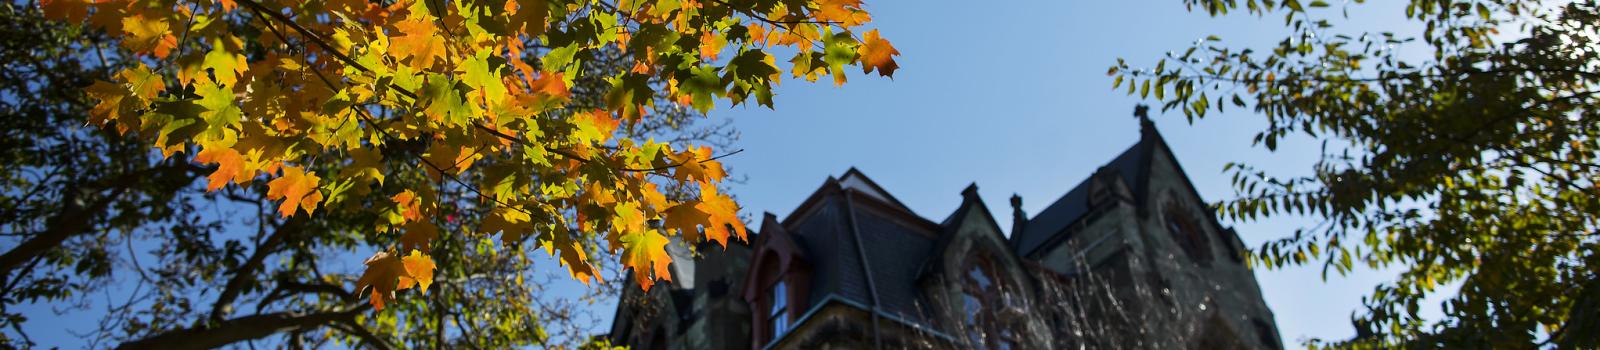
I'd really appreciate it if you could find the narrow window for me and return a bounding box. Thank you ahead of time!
[769,281,790,339]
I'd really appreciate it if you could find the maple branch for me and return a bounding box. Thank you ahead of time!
[211,215,308,323]
[697,0,843,26]
[235,0,367,73]
[114,304,370,350]
[469,123,744,172]
[0,159,194,280]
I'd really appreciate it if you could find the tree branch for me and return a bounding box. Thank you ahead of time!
[115,304,369,350]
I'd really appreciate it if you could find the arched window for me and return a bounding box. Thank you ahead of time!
[1164,201,1212,264]
[768,281,790,340]
[960,254,1021,349]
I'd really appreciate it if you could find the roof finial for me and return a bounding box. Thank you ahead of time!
[1134,104,1155,134]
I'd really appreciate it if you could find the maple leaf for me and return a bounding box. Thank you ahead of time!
[571,109,619,145]
[202,44,248,86]
[194,146,252,191]
[857,29,900,77]
[422,142,475,180]
[618,229,671,291]
[420,74,471,124]
[266,165,324,218]
[397,250,436,294]
[354,251,404,310]
[120,14,177,59]
[338,148,385,185]
[662,202,711,242]
[393,190,424,222]
[536,224,598,284]
[813,0,871,27]
[84,81,130,128]
[39,0,88,23]
[118,64,166,102]
[529,70,571,99]
[355,250,437,310]
[668,146,726,185]
[480,206,533,243]
[400,221,438,252]
[391,16,446,69]
[461,50,508,105]
[508,0,548,36]
[696,183,747,245]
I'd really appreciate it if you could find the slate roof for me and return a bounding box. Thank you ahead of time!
[1012,123,1164,257]
[776,171,942,327]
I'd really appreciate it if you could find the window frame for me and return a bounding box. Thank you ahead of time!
[959,253,1024,349]
[1164,200,1213,264]
[768,280,790,341]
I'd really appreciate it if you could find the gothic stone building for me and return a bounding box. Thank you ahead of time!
[609,120,1283,349]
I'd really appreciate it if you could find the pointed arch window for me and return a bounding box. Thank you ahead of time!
[1164,200,1212,264]
[960,253,1022,349]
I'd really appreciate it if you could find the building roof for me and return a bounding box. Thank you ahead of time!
[1012,133,1153,257]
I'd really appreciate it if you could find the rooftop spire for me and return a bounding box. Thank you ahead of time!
[1134,104,1154,131]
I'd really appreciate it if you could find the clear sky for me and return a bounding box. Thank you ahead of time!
[13,1,1463,348]
[701,0,1455,347]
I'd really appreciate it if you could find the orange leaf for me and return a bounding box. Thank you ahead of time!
[355,250,437,310]
[39,0,89,22]
[397,250,436,294]
[400,221,438,252]
[354,251,405,311]
[194,146,253,191]
[120,14,178,59]
[392,190,423,222]
[530,70,570,99]
[391,16,445,69]
[813,0,871,27]
[669,146,726,185]
[696,183,746,245]
[857,29,900,77]
[265,165,323,218]
[662,202,711,242]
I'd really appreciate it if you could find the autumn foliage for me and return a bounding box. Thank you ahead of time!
[38,0,898,311]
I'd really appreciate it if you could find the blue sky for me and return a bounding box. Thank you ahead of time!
[702,0,1454,347]
[12,1,1463,348]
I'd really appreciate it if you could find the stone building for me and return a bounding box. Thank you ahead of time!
[609,118,1283,349]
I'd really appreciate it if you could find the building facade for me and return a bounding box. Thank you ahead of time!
[610,119,1283,349]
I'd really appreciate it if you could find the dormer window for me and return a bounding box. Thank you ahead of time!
[768,281,790,339]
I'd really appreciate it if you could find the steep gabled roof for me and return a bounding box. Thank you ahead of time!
[838,167,914,212]
[1011,121,1159,257]
[923,184,1026,278]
